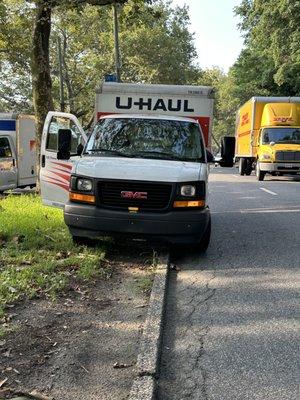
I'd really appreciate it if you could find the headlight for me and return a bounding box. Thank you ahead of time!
[77,178,93,191]
[180,185,196,197]
[261,154,271,160]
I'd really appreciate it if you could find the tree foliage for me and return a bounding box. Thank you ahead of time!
[0,0,33,111]
[0,0,199,119]
[233,0,300,97]
[5,1,298,152]
[208,0,300,147]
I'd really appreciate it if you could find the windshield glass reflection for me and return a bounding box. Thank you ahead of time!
[262,128,300,144]
[85,118,204,162]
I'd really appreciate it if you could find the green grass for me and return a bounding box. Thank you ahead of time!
[135,275,154,295]
[0,194,109,321]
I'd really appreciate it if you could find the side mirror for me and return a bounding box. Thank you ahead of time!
[0,148,6,157]
[206,149,214,163]
[57,128,72,160]
[77,143,84,156]
[219,136,235,167]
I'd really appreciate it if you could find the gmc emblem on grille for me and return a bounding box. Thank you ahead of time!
[121,191,148,199]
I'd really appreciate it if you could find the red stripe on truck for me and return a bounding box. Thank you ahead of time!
[44,178,69,191]
[49,170,71,182]
[238,131,251,138]
[52,161,73,170]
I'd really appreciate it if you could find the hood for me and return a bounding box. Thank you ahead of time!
[271,143,300,151]
[74,156,204,182]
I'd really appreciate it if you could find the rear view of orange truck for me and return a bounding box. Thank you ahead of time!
[235,97,300,180]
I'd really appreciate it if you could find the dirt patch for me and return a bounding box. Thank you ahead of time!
[0,245,155,400]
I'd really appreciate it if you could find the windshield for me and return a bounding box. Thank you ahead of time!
[85,118,204,162]
[261,128,300,144]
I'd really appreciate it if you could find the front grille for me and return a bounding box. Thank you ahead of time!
[275,151,300,161]
[278,166,300,170]
[97,180,173,211]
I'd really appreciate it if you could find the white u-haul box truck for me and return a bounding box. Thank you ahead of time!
[0,113,37,193]
[40,82,216,250]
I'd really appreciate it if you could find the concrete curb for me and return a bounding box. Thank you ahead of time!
[129,376,155,400]
[129,253,169,400]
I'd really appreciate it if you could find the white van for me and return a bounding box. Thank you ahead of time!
[40,83,214,249]
[0,113,36,192]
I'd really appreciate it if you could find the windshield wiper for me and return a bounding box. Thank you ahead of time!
[84,148,133,158]
[134,150,200,162]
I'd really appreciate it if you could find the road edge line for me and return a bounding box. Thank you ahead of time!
[129,252,169,400]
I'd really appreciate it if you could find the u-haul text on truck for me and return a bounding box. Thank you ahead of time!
[40,82,220,251]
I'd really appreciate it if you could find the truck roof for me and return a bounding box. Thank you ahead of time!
[0,113,18,120]
[250,97,300,104]
[99,114,199,123]
[96,82,214,98]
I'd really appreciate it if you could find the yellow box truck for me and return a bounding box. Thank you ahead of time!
[235,97,300,180]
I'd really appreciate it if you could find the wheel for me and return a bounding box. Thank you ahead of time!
[238,158,246,175]
[198,216,211,253]
[72,235,93,246]
[219,160,234,168]
[256,162,266,181]
[245,159,253,175]
[172,217,211,255]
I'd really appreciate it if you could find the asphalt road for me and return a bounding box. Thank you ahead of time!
[157,167,299,400]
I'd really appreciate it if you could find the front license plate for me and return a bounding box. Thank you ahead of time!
[284,164,293,168]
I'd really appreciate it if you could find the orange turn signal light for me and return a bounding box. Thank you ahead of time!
[128,207,139,212]
[69,192,96,204]
[173,200,205,208]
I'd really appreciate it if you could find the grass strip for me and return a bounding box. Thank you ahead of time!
[0,194,109,323]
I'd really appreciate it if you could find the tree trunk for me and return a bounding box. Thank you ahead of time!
[62,30,76,114]
[31,0,54,191]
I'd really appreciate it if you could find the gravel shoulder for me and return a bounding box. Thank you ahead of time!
[0,246,155,400]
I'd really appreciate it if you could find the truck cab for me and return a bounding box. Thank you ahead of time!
[234,97,300,180]
[255,103,300,180]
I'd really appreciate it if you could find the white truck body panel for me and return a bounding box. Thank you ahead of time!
[0,113,36,191]
[16,115,36,186]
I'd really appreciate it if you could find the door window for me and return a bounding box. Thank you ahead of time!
[46,116,81,154]
[0,137,12,158]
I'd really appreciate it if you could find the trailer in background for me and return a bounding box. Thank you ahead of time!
[0,113,37,192]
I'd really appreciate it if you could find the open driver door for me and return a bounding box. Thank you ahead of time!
[40,112,87,208]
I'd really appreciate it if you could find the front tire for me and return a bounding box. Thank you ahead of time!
[256,162,266,181]
[72,235,93,246]
[198,216,211,253]
[172,217,211,255]
[238,158,246,175]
